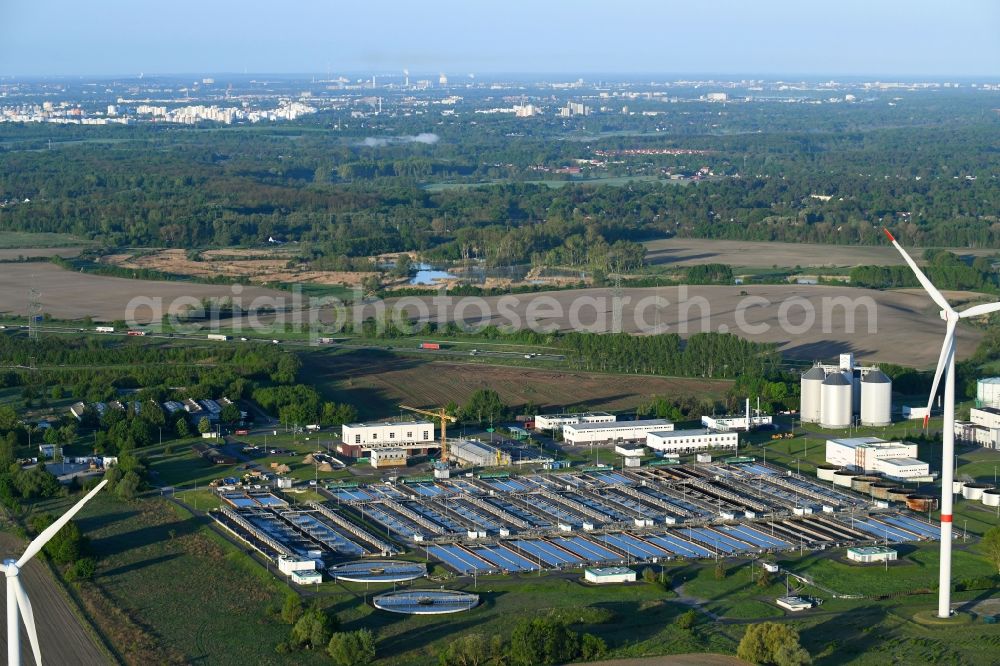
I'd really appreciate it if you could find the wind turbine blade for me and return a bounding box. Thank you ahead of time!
[923,318,957,429]
[17,480,107,568]
[882,228,953,314]
[13,577,42,666]
[959,301,1000,319]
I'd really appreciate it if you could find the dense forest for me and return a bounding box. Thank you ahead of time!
[1,91,998,276]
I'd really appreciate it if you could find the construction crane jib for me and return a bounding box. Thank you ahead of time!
[399,405,457,462]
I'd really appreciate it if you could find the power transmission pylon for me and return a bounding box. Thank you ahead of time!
[27,284,41,341]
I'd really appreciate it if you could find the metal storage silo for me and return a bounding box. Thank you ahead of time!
[800,366,826,423]
[977,377,1000,409]
[860,369,892,426]
[820,371,852,429]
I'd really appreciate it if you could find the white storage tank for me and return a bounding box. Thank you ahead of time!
[832,469,856,487]
[976,377,1000,409]
[982,489,1000,507]
[800,366,826,423]
[961,483,993,501]
[820,371,852,429]
[860,369,892,426]
[816,464,840,482]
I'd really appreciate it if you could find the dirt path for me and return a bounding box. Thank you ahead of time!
[672,583,721,621]
[0,531,111,665]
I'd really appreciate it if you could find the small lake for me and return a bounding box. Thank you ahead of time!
[410,263,456,285]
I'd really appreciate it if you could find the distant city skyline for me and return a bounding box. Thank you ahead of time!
[2,0,998,78]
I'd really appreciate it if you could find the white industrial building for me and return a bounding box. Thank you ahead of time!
[646,429,739,454]
[562,419,673,446]
[449,439,512,467]
[370,448,409,468]
[701,399,773,432]
[800,353,892,428]
[290,570,322,585]
[615,444,645,467]
[847,546,897,563]
[825,437,932,480]
[278,555,317,576]
[534,412,615,431]
[902,405,930,421]
[970,406,1000,429]
[976,377,1000,409]
[955,411,1000,450]
[341,420,435,457]
[775,596,814,612]
[584,567,636,584]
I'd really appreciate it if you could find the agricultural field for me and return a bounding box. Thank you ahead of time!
[0,231,90,249]
[0,262,286,321]
[643,237,999,270]
[304,349,732,419]
[102,248,377,287]
[360,283,985,366]
[0,247,83,260]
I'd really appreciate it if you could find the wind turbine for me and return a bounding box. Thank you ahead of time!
[4,479,107,665]
[885,228,1000,618]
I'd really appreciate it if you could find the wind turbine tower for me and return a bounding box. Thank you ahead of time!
[886,228,1000,619]
[5,480,108,664]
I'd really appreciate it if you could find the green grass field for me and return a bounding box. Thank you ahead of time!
[28,492,317,665]
[0,230,88,248]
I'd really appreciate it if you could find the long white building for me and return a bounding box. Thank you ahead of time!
[534,412,615,431]
[646,429,738,453]
[825,437,931,480]
[562,419,673,446]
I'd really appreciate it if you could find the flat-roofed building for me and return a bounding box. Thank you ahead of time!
[562,419,673,446]
[775,596,814,612]
[874,456,932,481]
[449,439,512,467]
[342,420,435,457]
[534,412,615,431]
[847,546,897,563]
[827,437,916,469]
[370,448,409,469]
[646,429,738,453]
[955,420,1000,450]
[584,567,636,584]
[970,406,1000,429]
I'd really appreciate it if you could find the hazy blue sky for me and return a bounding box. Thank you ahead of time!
[2,0,998,78]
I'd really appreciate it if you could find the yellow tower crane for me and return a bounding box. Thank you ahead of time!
[399,405,458,463]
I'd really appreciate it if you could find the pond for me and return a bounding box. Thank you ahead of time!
[409,263,457,285]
